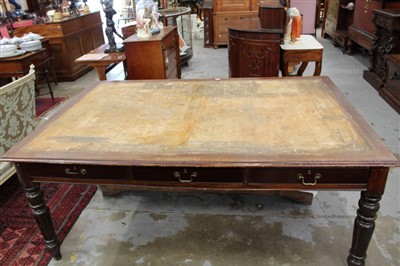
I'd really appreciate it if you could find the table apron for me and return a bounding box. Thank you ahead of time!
[23,163,371,190]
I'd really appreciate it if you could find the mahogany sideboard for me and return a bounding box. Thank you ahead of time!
[2,77,399,266]
[124,26,181,80]
[14,12,105,81]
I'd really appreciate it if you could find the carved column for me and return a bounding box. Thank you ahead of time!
[363,9,400,91]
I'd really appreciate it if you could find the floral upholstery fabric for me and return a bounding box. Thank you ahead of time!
[0,70,36,185]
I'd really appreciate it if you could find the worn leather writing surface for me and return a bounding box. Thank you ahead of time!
[4,77,398,166]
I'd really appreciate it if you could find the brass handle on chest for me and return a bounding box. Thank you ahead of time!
[390,71,400,80]
[298,172,321,186]
[65,167,87,175]
[364,0,371,13]
[173,170,198,182]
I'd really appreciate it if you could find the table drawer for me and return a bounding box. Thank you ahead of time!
[250,168,369,185]
[132,167,243,183]
[27,163,130,180]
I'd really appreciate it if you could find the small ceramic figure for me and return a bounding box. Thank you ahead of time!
[285,7,302,44]
[136,0,162,39]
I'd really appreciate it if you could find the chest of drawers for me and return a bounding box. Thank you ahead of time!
[124,26,181,80]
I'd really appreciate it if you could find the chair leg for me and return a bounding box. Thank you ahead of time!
[44,68,54,100]
[47,59,58,86]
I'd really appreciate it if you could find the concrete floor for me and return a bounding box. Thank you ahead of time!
[44,33,400,266]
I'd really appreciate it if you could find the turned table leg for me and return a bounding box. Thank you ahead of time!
[15,164,62,260]
[347,191,381,266]
[347,168,389,266]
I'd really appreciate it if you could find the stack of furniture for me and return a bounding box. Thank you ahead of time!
[213,0,259,48]
[347,0,399,53]
[322,0,354,53]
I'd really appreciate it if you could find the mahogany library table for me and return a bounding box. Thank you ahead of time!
[2,77,399,265]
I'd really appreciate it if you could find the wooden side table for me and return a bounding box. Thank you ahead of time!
[123,26,181,80]
[0,46,56,98]
[280,35,324,76]
[75,44,126,81]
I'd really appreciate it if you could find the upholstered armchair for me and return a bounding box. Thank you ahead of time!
[0,65,36,185]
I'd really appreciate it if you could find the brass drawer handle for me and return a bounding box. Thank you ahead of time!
[173,170,198,183]
[65,167,87,175]
[298,172,321,186]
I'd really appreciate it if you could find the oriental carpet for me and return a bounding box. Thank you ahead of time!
[0,176,97,266]
[35,97,67,118]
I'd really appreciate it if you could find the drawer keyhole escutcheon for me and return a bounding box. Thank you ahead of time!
[65,167,87,175]
[298,172,321,186]
[173,170,198,183]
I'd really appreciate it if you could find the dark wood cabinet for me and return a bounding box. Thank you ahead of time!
[228,18,282,77]
[363,9,400,90]
[228,1,285,78]
[383,54,400,113]
[124,26,181,80]
[348,0,400,53]
[14,12,105,81]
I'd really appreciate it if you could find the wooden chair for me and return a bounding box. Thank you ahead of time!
[0,65,36,185]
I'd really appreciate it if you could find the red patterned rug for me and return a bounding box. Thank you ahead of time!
[35,97,67,118]
[0,176,97,266]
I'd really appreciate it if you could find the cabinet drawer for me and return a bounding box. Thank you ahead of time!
[250,168,369,185]
[165,49,178,78]
[27,164,130,180]
[348,26,373,51]
[387,72,400,88]
[162,31,178,51]
[324,18,336,37]
[387,57,400,85]
[132,167,243,183]
[217,14,254,25]
[326,0,338,20]
[215,0,251,12]
[215,32,228,44]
